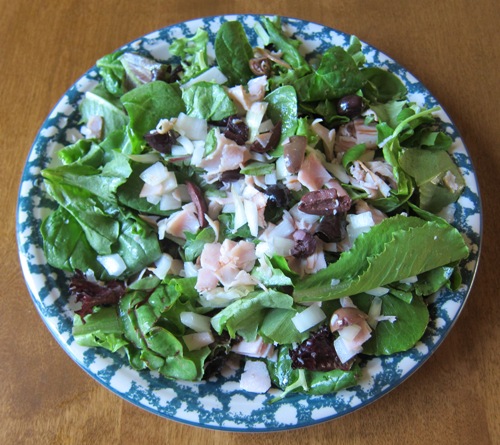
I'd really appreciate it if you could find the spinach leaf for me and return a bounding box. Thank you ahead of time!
[215,21,254,86]
[399,148,465,213]
[80,84,129,137]
[42,179,120,255]
[41,206,105,276]
[293,46,365,102]
[351,293,429,355]
[182,81,236,121]
[265,85,298,155]
[361,67,407,103]
[259,308,306,345]
[120,81,185,149]
[261,17,311,75]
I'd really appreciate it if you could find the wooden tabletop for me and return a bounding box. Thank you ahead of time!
[2,1,498,444]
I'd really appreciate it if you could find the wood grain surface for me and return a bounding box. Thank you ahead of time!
[1,1,498,444]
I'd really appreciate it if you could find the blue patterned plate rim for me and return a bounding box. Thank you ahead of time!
[16,14,482,432]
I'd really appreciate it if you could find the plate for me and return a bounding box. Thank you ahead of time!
[17,15,481,431]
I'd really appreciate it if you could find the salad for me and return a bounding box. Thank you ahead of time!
[40,16,469,400]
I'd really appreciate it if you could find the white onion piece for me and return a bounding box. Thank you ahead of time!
[140,182,163,198]
[325,161,350,183]
[239,360,272,394]
[367,296,383,329]
[180,312,212,333]
[275,156,289,180]
[340,296,356,308]
[97,254,127,277]
[175,112,207,140]
[183,261,199,278]
[183,332,214,351]
[150,253,173,279]
[159,193,182,211]
[244,199,259,237]
[245,101,268,141]
[400,276,418,284]
[176,135,195,154]
[140,162,169,185]
[365,287,390,297]
[338,324,362,342]
[128,152,160,164]
[334,337,362,364]
[181,66,228,89]
[291,304,327,333]
[272,237,295,257]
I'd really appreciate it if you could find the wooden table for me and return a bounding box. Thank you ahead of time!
[2,1,498,443]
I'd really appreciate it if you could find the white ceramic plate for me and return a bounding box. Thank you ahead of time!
[17,15,481,431]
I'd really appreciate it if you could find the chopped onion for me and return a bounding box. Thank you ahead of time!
[244,199,259,237]
[176,135,195,154]
[340,296,356,308]
[271,237,295,257]
[183,261,199,278]
[400,276,418,284]
[365,287,390,297]
[183,332,214,351]
[334,337,362,364]
[97,254,127,277]
[275,156,289,180]
[291,303,327,333]
[338,324,362,341]
[245,101,268,141]
[159,193,182,211]
[325,161,350,184]
[175,112,207,140]
[239,360,272,394]
[180,312,212,333]
[367,296,383,329]
[140,162,169,186]
[149,253,173,279]
[181,66,228,89]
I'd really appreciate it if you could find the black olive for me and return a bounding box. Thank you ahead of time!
[264,183,291,208]
[315,213,347,243]
[336,95,364,118]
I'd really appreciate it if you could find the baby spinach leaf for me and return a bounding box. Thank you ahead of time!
[293,46,364,102]
[215,21,254,86]
[182,81,237,121]
[261,16,311,75]
[265,85,298,155]
[399,148,465,213]
[73,306,128,352]
[41,206,104,275]
[121,81,185,145]
[80,84,129,137]
[183,227,216,262]
[361,67,407,103]
[351,293,429,355]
